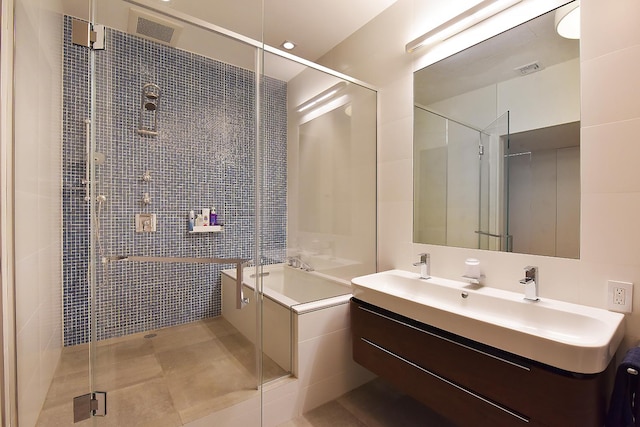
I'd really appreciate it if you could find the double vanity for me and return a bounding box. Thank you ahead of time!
[350,270,625,426]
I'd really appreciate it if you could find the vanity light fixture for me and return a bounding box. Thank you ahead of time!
[281,40,296,50]
[297,82,347,113]
[554,1,580,39]
[405,0,523,53]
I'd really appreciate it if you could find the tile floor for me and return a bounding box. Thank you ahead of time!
[36,317,288,426]
[281,378,456,427]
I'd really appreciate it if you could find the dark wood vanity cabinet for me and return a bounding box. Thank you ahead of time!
[350,298,613,427]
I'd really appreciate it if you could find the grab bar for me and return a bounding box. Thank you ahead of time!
[105,255,251,309]
[474,230,504,238]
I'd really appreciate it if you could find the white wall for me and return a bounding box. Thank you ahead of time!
[13,0,64,425]
[318,0,640,356]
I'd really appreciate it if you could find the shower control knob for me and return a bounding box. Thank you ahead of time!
[142,171,152,182]
[142,193,151,205]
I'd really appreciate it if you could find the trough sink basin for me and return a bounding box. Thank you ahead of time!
[351,270,625,374]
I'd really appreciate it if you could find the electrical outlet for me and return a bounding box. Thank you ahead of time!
[607,280,633,313]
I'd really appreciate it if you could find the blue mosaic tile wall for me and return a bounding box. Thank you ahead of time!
[63,17,287,346]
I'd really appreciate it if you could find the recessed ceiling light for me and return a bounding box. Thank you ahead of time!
[282,40,296,50]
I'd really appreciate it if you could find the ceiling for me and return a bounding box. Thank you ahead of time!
[414,8,580,105]
[64,0,397,81]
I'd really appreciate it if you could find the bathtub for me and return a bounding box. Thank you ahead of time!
[221,263,353,374]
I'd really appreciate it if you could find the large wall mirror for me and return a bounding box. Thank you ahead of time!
[413,3,580,259]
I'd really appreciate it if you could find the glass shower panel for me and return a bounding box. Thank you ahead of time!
[478,111,510,251]
[62,1,268,425]
[277,56,377,284]
[446,119,483,249]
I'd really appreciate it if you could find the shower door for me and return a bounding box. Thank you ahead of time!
[478,111,510,251]
[81,1,270,425]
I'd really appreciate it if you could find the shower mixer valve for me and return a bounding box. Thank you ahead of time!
[135,213,157,232]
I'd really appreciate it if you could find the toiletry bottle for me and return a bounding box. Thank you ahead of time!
[189,210,195,231]
[202,208,210,226]
[210,207,217,226]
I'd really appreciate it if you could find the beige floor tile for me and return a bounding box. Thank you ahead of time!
[95,378,182,427]
[95,335,155,368]
[164,354,257,411]
[262,353,289,383]
[53,344,90,378]
[337,379,454,427]
[147,321,217,353]
[38,317,292,426]
[41,369,92,410]
[36,400,78,427]
[201,317,240,338]
[303,401,367,427]
[94,354,164,391]
[154,338,231,377]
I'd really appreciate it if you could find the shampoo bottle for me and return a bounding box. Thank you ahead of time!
[188,210,195,231]
[210,207,217,226]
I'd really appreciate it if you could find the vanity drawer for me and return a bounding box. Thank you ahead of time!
[354,332,529,426]
[351,298,609,427]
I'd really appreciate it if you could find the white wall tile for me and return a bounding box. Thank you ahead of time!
[298,367,375,415]
[581,0,640,61]
[581,192,640,266]
[14,1,64,425]
[297,304,350,342]
[581,44,640,127]
[15,254,39,333]
[297,328,354,387]
[378,75,413,125]
[377,159,412,203]
[582,118,640,194]
[378,115,413,163]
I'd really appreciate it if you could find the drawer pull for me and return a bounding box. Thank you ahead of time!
[362,338,530,424]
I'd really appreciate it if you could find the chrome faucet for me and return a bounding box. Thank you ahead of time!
[413,253,431,279]
[519,266,539,301]
[285,255,314,272]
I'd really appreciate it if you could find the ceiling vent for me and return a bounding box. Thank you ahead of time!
[128,9,182,46]
[514,61,544,76]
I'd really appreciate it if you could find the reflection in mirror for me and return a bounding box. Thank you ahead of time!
[413,3,580,258]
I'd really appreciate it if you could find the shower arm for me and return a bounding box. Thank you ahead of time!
[105,255,251,309]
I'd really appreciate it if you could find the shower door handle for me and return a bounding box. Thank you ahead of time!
[235,260,251,310]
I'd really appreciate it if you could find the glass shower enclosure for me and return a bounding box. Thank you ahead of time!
[80,0,269,424]
[13,0,377,426]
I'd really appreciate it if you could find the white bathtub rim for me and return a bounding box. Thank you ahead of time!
[292,294,351,315]
[222,264,353,310]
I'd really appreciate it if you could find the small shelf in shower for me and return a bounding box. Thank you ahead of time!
[189,225,224,233]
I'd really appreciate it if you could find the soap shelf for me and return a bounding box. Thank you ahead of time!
[189,225,223,234]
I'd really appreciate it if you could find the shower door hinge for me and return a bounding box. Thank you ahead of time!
[73,391,107,423]
[479,144,485,156]
[72,19,105,50]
